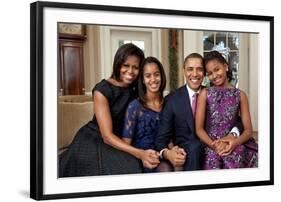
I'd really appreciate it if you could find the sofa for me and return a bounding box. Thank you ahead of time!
[58,95,94,152]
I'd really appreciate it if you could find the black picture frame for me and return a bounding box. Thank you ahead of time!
[30,1,274,200]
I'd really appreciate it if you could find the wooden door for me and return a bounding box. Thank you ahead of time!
[59,38,85,95]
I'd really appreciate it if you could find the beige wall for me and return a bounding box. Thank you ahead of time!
[83,25,102,94]
[248,34,259,131]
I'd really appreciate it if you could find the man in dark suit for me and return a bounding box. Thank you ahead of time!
[155,53,240,171]
[155,53,205,171]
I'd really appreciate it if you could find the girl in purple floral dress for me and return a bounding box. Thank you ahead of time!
[195,51,258,169]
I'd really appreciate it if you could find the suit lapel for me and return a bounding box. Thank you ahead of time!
[178,86,194,132]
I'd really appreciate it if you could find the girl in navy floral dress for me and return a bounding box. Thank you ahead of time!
[122,57,167,172]
[195,51,258,169]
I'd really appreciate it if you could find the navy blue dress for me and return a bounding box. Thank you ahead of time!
[122,99,161,172]
[59,80,142,177]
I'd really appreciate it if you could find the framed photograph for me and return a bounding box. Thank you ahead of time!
[30,1,274,200]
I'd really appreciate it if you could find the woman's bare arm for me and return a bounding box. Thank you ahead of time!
[94,91,159,168]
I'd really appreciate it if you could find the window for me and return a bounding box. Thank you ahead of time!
[111,29,152,58]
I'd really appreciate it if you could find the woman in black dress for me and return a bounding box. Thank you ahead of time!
[59,43,159,177]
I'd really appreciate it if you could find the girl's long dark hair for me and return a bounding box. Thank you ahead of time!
[204,50,233,82]
[138,57,166,108]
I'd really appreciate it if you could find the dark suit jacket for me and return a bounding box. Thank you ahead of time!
[155,85,203,170]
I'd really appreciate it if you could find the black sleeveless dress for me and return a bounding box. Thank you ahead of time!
[59,79,142,177]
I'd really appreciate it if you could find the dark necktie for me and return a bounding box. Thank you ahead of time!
[191,93,198,118]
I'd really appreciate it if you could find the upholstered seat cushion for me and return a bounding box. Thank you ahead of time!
[58,95,94,150]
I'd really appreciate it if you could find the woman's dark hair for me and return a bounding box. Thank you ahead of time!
[138,57,166,108]
[111,43,145,81]
[204,50,233,81]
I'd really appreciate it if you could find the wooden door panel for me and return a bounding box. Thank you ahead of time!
[59,39,85,95]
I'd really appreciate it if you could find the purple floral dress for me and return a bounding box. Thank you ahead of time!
[203,87,258,169]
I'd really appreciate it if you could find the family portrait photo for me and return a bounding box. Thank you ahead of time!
[30,1,273,200]
[57,23,259,177]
